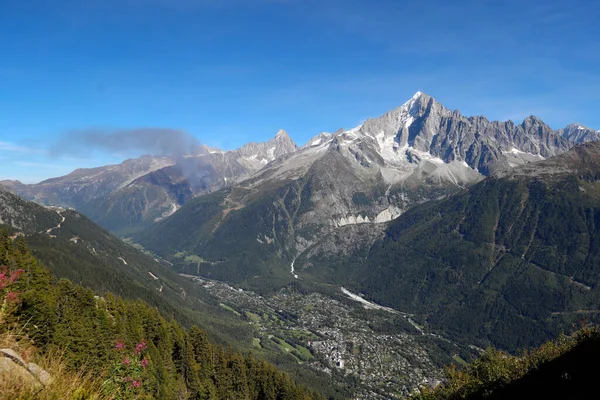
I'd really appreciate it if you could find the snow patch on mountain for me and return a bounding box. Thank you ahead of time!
[334,215,371,227]
[501,148,545,168]
[344,125,363,135]
[331,206,402,227]
[375,206,403,223]
[408,147,445,165]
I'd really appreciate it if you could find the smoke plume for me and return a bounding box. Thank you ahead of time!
[53,128,203,157]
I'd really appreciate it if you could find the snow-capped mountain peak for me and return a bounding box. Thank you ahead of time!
[275,128,290,139]
[303,132,333,148]
[271,91,590,188]
[10,91,600,237]
[235,129,298,169]
[558,122,600,144]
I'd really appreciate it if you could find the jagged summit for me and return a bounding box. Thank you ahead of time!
[521,114,550,128]
[562,122,599,133]
[271,128,298,150]
[566,122,589,130]
[559,122,600,144]
[259,91,598,192]
[303,132,333,148]
[409,90,434,103]
[275,128,290,138]
[236,129,297,162]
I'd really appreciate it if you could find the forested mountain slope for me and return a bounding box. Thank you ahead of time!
[330,142,600,350]
[0,234,324,399]
[416,326,600,400]
[0,187,344,397]
[1,185,247,340]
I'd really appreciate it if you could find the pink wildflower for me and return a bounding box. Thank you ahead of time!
[11,269,24,282]
[122,356,131,366]
[132,380,141,388]
[0,266,23,290]
[5,291,19,303]
[141,358,149,368]
[134,341,147,354]
[115,340,125,351]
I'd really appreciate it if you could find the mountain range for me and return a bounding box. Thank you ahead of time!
[4,92,599,238]
[2,130,298,235]
[126,93,595,281]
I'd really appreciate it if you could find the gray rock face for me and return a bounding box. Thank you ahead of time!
[239,91,591,244]
[0,357,39,388]
[352,92,572,176]
[558,123,600,144]
[173,129,298,192]
[15,155,175,208]
[0,349,27,366]
[27,362,53,385]
[0,348,52,388]
[236,129,298,169]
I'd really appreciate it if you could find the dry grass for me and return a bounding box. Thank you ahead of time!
[0,330,113,400]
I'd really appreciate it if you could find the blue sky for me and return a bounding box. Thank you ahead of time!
[1,0,599,183]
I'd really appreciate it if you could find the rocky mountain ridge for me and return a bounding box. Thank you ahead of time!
[3,92,597,238]
[558,122,600,144]
[3,130,298,234]
[212,91,595,233]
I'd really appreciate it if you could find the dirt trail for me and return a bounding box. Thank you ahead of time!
[46,210,65,237]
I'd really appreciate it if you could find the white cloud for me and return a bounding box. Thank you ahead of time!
[0,141,37,153]
[15,161,65,169]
